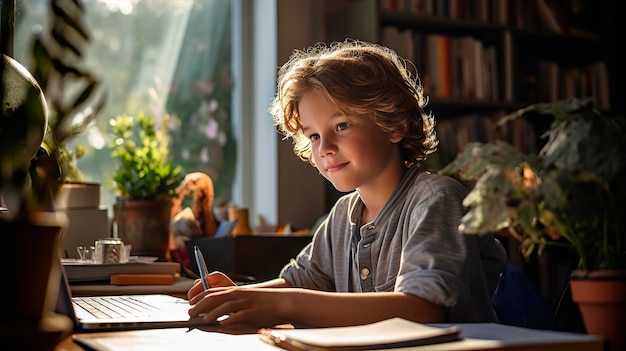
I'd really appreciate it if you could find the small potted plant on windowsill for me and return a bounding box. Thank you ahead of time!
[439,97,626,351]
[109,112,185,261]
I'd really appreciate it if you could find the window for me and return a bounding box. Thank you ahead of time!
[14,0,234,210]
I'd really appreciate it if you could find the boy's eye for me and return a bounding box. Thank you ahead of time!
[309,133,320,141]
[336,122,349,131]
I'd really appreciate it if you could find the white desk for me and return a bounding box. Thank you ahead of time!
[65,322,603,351]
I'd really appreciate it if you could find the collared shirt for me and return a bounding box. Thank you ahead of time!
[280,165,508,322]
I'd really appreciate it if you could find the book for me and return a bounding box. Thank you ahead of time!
[437,35,452,98]
[62,259,180,282]
[536,0,563,33]
[503,30,513,102]
[110,273,175,285]
[257,317,461,351]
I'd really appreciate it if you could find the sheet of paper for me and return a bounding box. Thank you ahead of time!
[74,328,280,351]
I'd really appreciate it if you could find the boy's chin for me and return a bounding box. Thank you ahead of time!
[328,182,355,193]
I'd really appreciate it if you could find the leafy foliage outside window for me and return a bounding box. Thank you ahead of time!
[165,0,234,206]
[14,0,235,209]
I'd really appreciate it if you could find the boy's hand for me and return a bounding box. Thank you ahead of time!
[188,287,289,328]
[188,271,236,300]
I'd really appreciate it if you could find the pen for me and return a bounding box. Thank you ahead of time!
[193,245,210,291]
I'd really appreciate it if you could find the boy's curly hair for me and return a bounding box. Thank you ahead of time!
[269,39,438,167]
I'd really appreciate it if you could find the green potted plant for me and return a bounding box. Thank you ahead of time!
[1,0,104,348]
[439,97,626,351]
[109,112,185,261]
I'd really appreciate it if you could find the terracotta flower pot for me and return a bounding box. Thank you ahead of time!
[114,198,173,261]
[570,269,626,351]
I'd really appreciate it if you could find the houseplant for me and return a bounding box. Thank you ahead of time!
[110,112,185,261]
[439,97,625,350]
[0,0,104,349]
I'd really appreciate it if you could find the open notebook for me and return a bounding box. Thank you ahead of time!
[55,260,215,331]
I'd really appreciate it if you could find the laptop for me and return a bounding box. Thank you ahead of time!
[55,261,215,332]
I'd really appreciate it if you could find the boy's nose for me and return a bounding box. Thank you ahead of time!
[317,136,337,156]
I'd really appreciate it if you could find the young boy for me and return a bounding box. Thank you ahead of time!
[188,39,508,328]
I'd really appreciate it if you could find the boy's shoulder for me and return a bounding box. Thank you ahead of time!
[410,170,468,196]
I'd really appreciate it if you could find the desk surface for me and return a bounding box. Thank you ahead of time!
[58,322,603,351]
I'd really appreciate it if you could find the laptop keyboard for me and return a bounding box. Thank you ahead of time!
[73,296,161,319]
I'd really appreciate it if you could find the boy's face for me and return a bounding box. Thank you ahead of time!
[299,90,403,193]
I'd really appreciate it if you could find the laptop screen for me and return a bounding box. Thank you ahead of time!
[55,263,80,330]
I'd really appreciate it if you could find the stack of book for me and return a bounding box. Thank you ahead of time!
[62,259,180,284]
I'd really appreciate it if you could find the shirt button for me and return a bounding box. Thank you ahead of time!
[360,268,370,280]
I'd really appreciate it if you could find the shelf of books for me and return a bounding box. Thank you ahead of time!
[374,0,613,169]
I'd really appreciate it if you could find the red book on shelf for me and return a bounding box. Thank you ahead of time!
[437,35,452,98]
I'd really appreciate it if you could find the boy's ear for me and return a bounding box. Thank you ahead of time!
[389,131,405,143]
[389,122,408,143]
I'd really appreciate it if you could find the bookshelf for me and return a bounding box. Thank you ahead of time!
[324,0,617,170]
[322,0,619,316]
